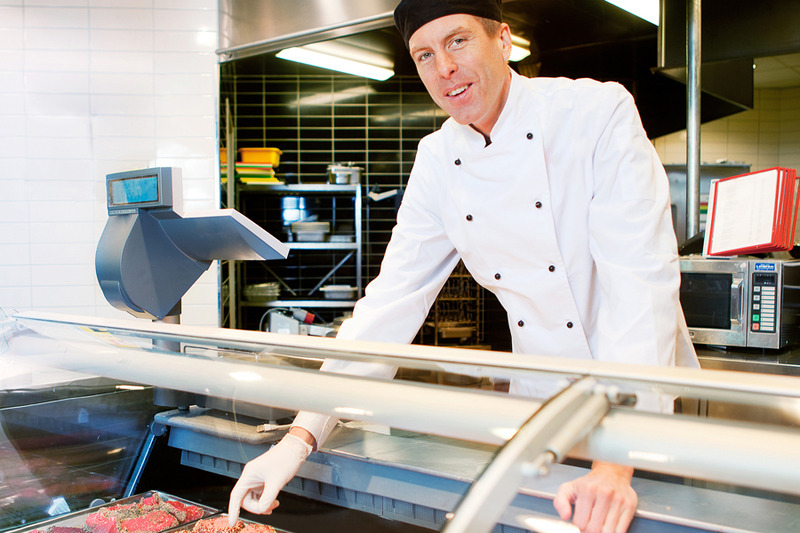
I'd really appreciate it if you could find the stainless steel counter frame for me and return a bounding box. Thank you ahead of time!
[157,408,800,533]
[697,347,800,376]
[7,312,800,533]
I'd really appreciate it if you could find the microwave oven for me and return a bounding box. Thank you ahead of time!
[679,257,800,349]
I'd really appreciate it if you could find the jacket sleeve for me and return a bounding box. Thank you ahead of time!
[293,144,461,446]
[336,146,461,346]
[586,84,698,409]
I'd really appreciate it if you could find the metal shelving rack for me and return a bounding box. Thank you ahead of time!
[234,182,363,328]
[419,261,485,347]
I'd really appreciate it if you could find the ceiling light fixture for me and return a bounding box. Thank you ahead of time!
[277,40,395,81]
[602,0,659,25]
[509,34,531,62]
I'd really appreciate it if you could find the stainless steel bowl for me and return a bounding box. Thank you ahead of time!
[327,164,361,184]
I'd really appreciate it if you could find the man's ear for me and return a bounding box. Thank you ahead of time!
[498,23,512,62]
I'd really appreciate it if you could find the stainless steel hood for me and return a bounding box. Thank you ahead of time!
[216,0,800,140]
[218,0,398,61]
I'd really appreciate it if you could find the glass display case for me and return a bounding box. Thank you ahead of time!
[2,310,800,533]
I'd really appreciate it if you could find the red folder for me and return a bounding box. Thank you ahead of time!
[705,167,799,256]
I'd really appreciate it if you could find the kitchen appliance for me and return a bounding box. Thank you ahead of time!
[679,256,800,349]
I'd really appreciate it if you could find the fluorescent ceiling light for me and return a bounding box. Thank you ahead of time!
[510,34,531,62]
[291,86,375,108]
[277,42,395,81]
[603,0,659,25]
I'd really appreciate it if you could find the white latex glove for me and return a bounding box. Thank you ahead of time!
[228,433,313,525]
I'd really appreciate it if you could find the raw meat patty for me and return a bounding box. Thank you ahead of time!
[119,511,178,533]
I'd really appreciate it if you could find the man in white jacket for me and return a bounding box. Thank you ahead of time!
[229,1,699,531]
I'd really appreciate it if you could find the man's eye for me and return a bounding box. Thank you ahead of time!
[418,52,432,62]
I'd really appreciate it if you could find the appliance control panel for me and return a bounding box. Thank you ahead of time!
[751,272,777,333]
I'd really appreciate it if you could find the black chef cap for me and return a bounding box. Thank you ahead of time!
[394,0,503,48]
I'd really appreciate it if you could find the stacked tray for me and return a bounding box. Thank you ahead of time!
[10,491,217,533]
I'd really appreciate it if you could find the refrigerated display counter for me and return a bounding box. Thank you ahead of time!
[2,311,799,533]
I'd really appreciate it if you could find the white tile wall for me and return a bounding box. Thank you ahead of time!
[654,88,800,172]
[0,0,220,327]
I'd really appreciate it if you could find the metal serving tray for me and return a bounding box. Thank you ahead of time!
[171,514,290,533]
[8,491,219,533]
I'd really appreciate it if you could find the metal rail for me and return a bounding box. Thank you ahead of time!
[11,311,800,404]
[686,0,702,239]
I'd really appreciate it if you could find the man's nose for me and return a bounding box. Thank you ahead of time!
[435,52,457,78]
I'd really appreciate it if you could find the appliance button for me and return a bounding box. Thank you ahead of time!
[753,323,760,331]
[754,286,761,292]
[753,303,760,310]
[754,294,761,301]
[753,314,760,322]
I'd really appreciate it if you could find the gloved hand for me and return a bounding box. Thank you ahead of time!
[227,433,313,525]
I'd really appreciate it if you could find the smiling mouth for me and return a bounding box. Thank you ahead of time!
[447,84,469,97]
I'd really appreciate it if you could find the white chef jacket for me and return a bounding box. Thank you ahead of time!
[294,69,699,444]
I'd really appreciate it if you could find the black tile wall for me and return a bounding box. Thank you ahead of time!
[221,67,511,350]
[221,70,445,284]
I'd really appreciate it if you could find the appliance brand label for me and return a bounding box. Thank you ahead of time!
[754,262,776,272]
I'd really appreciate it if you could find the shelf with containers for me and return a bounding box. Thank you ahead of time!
[234,182,363,330]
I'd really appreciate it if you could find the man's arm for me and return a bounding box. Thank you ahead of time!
[228,153,460,523]
[586,83,696,377]
[551,83,685,532]
[288,426,316,447]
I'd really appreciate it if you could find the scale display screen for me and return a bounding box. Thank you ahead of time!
[105,167,179,215]
[109,175,160,206]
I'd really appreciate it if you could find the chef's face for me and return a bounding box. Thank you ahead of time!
[409,14,512,136]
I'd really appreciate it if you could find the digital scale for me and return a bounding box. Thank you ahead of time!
[96,167,288,320]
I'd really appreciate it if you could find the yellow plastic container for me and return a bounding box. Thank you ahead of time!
[238,147,282,166]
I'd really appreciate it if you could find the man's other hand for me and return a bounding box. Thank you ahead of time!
[553,461,637,533]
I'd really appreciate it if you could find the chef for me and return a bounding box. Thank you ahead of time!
[229,0,699,531]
